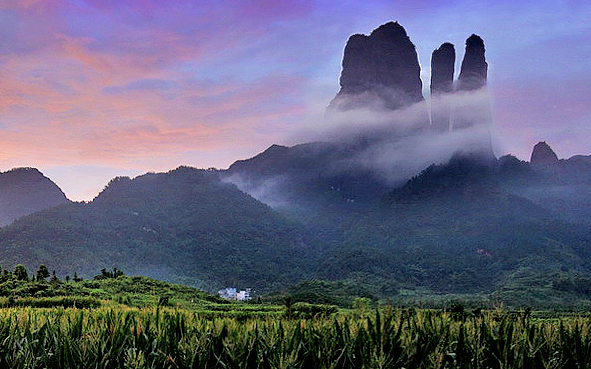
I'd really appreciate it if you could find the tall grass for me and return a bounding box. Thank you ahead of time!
[0,307,590,368]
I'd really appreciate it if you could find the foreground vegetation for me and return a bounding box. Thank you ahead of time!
[1,306,591,368]
[0,266,290,320]
[3,267,591,368]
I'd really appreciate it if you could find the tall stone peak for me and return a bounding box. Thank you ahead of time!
[327,22,492,160]
[430,42,455,133]
[430,42,455,95]
[457,34,487,91]
[330,21,424,111]
[530,141,559,165]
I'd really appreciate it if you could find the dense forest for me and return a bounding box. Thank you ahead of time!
[0,167,314,293]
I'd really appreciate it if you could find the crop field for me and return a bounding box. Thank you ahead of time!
[0,306,590,368]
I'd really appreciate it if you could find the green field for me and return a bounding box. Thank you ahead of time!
[2,305,591,368]
[1,269,591,368]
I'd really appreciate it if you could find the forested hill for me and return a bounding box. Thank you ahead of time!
[231,149,591,307]
[0,167,69,227]
[1,147,591,306]
[0,167,314,293]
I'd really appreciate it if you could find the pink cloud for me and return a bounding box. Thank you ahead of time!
[0,0,65,11]
[57,34,115,74]
[0,40,307,169]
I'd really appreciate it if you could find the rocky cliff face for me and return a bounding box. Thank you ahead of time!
[430,43,455,132]
[530,141,559,165]
[323,23,493,176]
[457,35,487,92]
[0,167,69,226]
[452,34,491,141]
[330,22,424,112]
[430,43,456,95]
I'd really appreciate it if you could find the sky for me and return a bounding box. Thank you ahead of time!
[1,0,590,201]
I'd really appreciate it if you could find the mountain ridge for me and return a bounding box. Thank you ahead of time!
[1,140,591,306]
[0,166,315,293]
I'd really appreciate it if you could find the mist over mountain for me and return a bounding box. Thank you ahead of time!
[328,21,424,113]
[0,167,69,227]
[227,22,494,210]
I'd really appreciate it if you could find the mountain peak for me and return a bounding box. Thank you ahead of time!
[369,21,408,39]
[430,42,455,95]
[530,141,559,165]
[0,167,43,182]
[457,34,487,92]
[0,167,69,226]
[329,21,424,111]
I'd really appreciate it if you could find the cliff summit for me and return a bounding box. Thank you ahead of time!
[329,21,424,112]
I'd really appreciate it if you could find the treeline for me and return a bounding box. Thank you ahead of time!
[0,264,123,284]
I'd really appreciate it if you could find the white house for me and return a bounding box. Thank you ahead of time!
[218,287,251,301]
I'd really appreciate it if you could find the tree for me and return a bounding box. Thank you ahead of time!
[94,268,124,280]
[14,264,28,281]
[99,268,112,279]
[352,297,371,316]
[36,265,50,282]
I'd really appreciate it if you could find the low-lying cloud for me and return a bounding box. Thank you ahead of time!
[305,88,493,184]
[225,88,495,207]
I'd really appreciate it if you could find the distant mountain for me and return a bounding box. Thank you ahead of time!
[0,167,314,293]
[225,141,591,307]
[0,167,69,227]
[224,141,391,209]
[1,144,591,307]
[530,141,559,165]
[511,143,591,226]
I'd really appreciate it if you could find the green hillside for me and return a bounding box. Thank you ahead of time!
[2,153,591,308]
[0,266,285,317]
[0,167,314,293]
[269,155,591,308]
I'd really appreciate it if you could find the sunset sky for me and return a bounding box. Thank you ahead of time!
[1,0,590,200]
